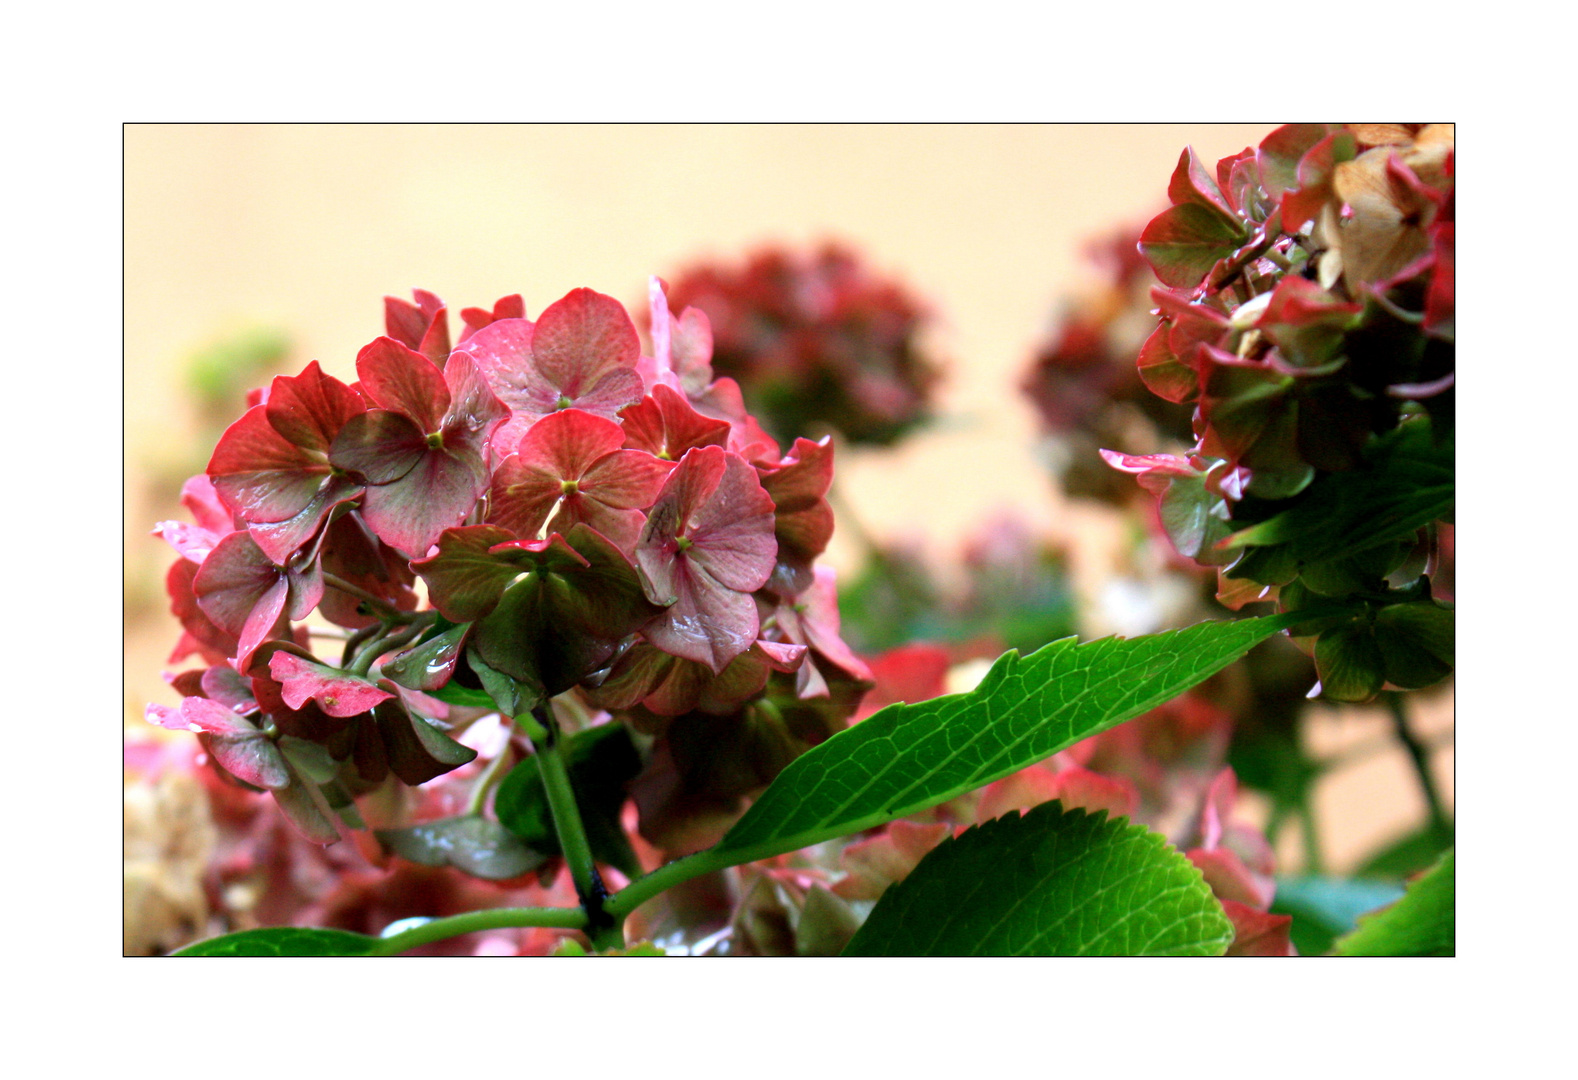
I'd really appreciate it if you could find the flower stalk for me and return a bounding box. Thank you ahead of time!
[370,906,588,956]
[519,703,622,950]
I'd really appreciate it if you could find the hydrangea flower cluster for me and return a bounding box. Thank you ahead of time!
[150,280,872,848]
[662,243,943,446]
[1102,124,1455,702]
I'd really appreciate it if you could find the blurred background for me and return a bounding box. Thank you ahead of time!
[124,125,1451,941]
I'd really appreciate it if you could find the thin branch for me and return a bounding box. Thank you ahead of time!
[370,906,587,955]
[1384,692,1451,835]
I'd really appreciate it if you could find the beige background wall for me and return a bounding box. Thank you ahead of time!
[124,124,1449,872]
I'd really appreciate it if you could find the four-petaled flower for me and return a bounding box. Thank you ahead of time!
[635,445,778,672]
[329,339,508,556]
[488,408,672,551]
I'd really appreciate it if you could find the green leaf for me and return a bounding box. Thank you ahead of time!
[466,648,539,717]
[375,701,478,787]
[494,722,642,879]
[1356,822,1455,879]
[843,803,1231,956]
[429,679,500,710]
[1271,876,1407,957]
[173,926,380,956]
[717,612,1303,862]
[375,815,548,880]
[381,622,471,692]
[1335,849,1454,956]
[1221,417,1453,562]
[1373,602,1455,690]
[1314,623,1387,702]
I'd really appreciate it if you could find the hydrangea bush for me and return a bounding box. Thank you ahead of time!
[1102,123,1454,704]
[141,126,1452,955]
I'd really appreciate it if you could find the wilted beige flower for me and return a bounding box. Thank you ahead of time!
[1314,124,1454,291]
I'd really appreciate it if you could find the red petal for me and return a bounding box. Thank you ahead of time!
[264,360,366,453]
[517,407,626,478]
[488,455,565,540]
[268,651,394,717]
[208,406,332,525]
[1221,901,1297,956]
[579,449,672,509]
[329,410,428,485]
[619,385,730,460]
[193,531,284,637]
[355,336,451,432]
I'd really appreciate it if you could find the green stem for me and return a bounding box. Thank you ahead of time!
[603,848,737,924]
[1264,801,1290,848]
[348,621,423,678]
[521,703,621,950]
[370,906,587,955]
[340,622,380,667]
[322,572,411,620]
[1298,796,1325,877]
[1383,692,1451,836]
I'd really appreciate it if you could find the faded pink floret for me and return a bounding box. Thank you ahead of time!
[635,445,777,672]
[329,341,507,556]
[457,288,645,451]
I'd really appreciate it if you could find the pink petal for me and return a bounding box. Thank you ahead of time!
[670,305,715,394]
[180,474,236,536]
[153,520,227,564]
[642,558,760,673]
[531,288,640,396]
[439,350,510,447]
[145,697,253,739]
[795,566,871,682]
[454,317,538,413]
[359,448,491,557]
[269,651,394,717]
[564,367,645,421]
[687,452,776,593]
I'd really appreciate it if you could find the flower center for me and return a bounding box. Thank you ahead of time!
[561,479,580,495]
[426,431,445,449]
